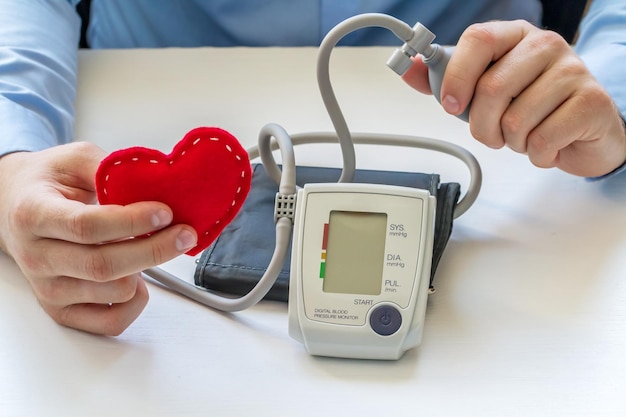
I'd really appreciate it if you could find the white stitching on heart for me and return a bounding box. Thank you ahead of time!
[102,174,111,196]
[101,132,249,243]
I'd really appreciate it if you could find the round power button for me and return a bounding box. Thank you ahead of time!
[370,305,402,336]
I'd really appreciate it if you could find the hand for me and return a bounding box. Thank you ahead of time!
[402,20,626,177]
[0,142,198,335]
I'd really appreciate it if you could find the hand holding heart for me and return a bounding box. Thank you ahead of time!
[0,127,250,335]
[96,127,252,256]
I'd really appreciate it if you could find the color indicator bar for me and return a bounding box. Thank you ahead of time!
[320,223,329,278]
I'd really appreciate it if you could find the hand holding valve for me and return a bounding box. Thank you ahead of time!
[398,19,626,178]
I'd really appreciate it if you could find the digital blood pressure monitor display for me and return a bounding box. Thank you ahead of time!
[322,210,387,296]
[288,183,435,360]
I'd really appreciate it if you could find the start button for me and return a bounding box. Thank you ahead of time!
[369,305,402,336]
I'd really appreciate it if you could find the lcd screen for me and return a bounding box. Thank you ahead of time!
[322,211,386,295]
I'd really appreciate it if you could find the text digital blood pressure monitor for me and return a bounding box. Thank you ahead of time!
[143,13,482,361]
[288,183,435,360]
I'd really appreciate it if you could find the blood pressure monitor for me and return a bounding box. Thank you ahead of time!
[288,183,435,360]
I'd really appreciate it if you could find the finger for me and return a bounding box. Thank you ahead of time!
[501,55,586,153]
[46,275,149,336]
[41,224,197,282]
[49,141,107,193]
[33,274,142,307]
[526,97,589,170]
[401,55,433,94]
[27,198,174,244]
[441,20,534,116]
[527,86,623,176]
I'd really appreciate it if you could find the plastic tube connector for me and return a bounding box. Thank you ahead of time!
[387,21,471,123]
[386,22,435,76]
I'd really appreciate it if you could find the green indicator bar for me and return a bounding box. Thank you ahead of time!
[319,262,326,278]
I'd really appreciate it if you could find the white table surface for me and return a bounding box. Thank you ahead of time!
[1,47,625,417]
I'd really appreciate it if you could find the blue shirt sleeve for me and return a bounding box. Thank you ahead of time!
[575,0,626,120]
[575,0,626,179]
[0,0,80,157]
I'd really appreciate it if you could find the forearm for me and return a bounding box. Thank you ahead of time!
[0,0,80,157]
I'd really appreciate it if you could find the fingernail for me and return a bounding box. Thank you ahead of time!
[442,95,460,114]
[175,229,197,252]
[152,209,172,228]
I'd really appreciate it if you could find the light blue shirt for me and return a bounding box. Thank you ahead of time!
[0,0,623,161]
[83,0,540,48]
[576,0,626,124]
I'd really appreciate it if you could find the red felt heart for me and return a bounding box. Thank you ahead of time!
[95,126,252,256]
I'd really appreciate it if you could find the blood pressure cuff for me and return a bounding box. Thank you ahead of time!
[194,164,460,302]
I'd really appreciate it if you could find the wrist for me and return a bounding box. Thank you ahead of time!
[0,152,30,255]
[587,117,626,181]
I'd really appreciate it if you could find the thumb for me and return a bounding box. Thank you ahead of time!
[50,141,108,191]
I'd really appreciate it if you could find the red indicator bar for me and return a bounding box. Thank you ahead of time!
[322,223,329,250]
